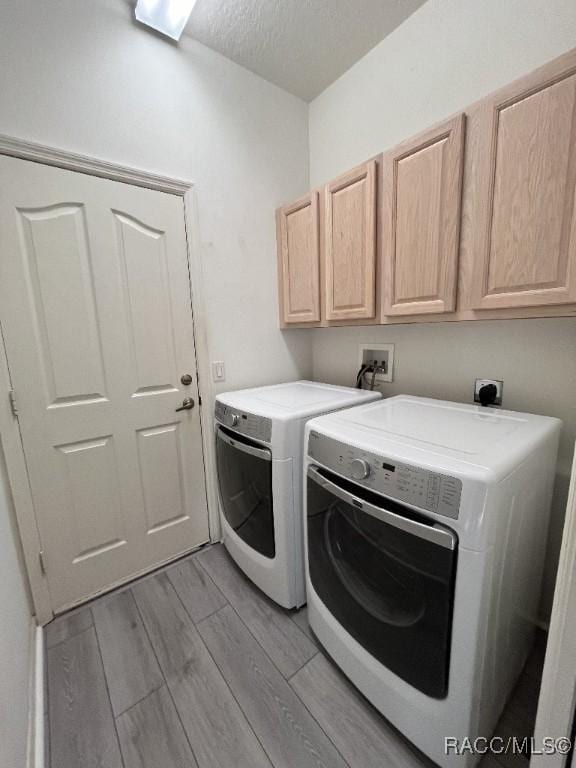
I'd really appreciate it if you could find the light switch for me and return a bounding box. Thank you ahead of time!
[212,361,226,382]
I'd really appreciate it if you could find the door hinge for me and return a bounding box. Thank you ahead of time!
[39,550,47,575]
[8,388,18,417]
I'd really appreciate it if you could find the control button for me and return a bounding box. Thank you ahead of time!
[225,412,239,427]
[350,458,371,481]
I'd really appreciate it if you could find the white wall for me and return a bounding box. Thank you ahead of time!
[310,0,576,184]
[0,443,33,768]
[0,0,311,758]
[0,0,312,398]
[309,0,576,619]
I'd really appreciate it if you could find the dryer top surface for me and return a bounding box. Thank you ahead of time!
[308,395,561,480]
[216,381,380,421]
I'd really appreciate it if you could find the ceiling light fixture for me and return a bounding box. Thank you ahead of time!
[135,0,197,41]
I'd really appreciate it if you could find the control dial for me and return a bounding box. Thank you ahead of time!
[225,412,239,428]
[350,458,371,481]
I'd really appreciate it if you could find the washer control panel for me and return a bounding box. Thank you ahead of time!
[215,401,272,444]
[308,431,462,519]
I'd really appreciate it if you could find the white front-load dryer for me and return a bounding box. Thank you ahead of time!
[214,381,380,608]
[304,396,560,768]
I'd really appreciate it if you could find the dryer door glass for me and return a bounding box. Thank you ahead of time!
[216,426,275,558]
[307,466,457,698]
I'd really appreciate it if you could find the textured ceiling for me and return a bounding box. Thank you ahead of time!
[182,0,427,101]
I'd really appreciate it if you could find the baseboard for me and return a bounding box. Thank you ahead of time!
[26,622,44,768]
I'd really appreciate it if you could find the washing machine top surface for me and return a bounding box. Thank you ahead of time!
[216,381,380,421]
[308,395,561,481]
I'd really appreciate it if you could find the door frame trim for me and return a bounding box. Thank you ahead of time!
[531,444,576,768]
[0,133,191,194]
[0,133,219,624]
[0,324,53,624]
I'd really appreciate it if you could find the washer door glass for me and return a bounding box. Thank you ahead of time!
[307,466,457,698]
[216,426,275,558]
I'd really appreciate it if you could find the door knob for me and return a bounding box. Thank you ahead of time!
[175,397,195,412]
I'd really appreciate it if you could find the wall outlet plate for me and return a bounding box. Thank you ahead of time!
[474,378,503,406]
[358,343,394,384]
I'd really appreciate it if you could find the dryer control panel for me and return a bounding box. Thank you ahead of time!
[308,431,462,519]
[215,401,272,444]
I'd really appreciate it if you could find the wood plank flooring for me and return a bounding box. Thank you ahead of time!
[45,543,545,768]
[92,590,164,716]
[198,605,348,768]
[47,627,123,768]
[116,687,198,768]
[195,544,317,678]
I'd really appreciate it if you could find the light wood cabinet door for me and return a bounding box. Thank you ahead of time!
[324,160,377,321]
[382,114,465,316]
[276,192,321,325]
[469,53,576,310]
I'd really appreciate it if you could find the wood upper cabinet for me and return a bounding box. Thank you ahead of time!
[276,49,576,329]
[382,114,465,316]
[324,160,377,321]
[276,192,321,325]
[469,53,576,310]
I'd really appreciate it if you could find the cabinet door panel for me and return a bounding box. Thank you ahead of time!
[383,115,465,316]
[470,61,576,309]
[277,193,320,325]
[325,161,377,321]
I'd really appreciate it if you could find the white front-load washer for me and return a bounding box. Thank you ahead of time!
[214,380,381,608]
[304,395,560,768]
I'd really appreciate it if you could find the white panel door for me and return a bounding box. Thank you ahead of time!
[0,155,209,612]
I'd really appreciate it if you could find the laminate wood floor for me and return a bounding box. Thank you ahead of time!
[45,543,545,768]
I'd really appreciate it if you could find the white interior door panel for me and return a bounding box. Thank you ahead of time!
[0,155,209,612]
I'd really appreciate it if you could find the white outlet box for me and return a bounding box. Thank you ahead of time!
[358,343,394,384]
